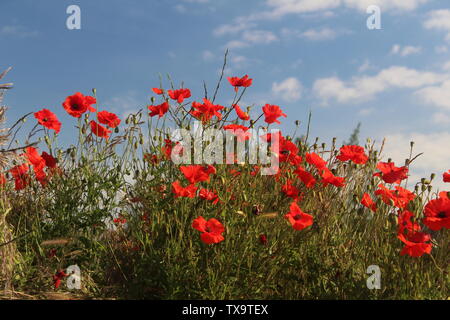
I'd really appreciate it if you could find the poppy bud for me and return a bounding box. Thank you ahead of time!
[332,137,337,145]
[387,158,392,163]
[139,135,144,145]
[414,185,419,192]
[92,88,97,96]
[321,143,326,149]
[295,120,300,126]
[134,142,138,150]
[410,141,414,148]
[421,184,426,192]
[151,97,155,104]
[427,185,432,192]
[114,127,119,134]
[70,149,76,159]
[353,194,359,203]
[44,135,51,146]
[81,126,86,135]
[421,178,426,184]
[223,107,229,113]
[313,144,318,150]
[430,173,436,181]
[367,138,371,144]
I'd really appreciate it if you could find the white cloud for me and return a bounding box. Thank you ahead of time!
[301,28,337,40]
[358,60,373,73]
[272,77,303,102]
[0,25,38,38]
[381,131,450,191]
[202,50,215,61]
[213,22,256,37]
[416,80,450,110]
[423,9,450,41]
[390,44,422,56]
[236,0,429,22]
[435,46,448,54]
[225,29,278,49]
[313,66,448,104]
[431,112,450,125]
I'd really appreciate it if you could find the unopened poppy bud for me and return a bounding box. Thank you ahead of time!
[22,118,26,123]
[410,141,414,148]
[405,159,410,166]
[321,143,326,149]
[332,137,337,145]
[81,126,86,135]
[114,127,119,134]
[430,173,436,181]
[427,185,432,192]
[44,135,51,146]
[313,143,318,150]
[70,149,76,159]
[367,138,371,144]
[134,142,138,150]
[421,184,426,192]
[223,107,229,113]
[389,198,395,206]
[295,120,300,126]
[414,185,419,192]
[353,194,359,202]
[125,117,130,125]
[421,178,426,184]
[92,88,97,96]
[150,97,155,104]
[139,135,144,145]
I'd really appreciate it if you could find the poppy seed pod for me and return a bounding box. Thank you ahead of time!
[430,173,436,180]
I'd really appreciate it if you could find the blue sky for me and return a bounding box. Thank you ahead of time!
[1,0,450,186]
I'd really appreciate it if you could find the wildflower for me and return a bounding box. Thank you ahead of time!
[34,109,61,134]
[152,87,164,95]
[172,180,198,198]
[233,104,250,121]
[53,270,68,289]
[180,165,216,184]
[319,168,345,188]
[63,92,96,118]
[336,145,368,165]
[276,136,299,163]
[227,75,252,92]
[223,124,251,142]
[374,161,408,184]
[375,184,415,209]
[361,193,377,212]
[397,231,432,258]
[294,166,316,188]
[281,179,301,201]
[443,170,450,183]
[190,98,224,123]
[199,188,219,204]
[0,173,6,186]
[23,147,47,185]
[90,120,111,139]
[41,152,57,169]
[259,234,268,245]
[423,196,450,231]
[97,111,121,128]
[192,216,225,244]
[397,210,421,234]
[148,102,169,118]
[284,201,314,231]
[168,88,191,104]
[9,163,30,190]
[262,104,286,124]
[305,152,327,170]
[250,165,260,176]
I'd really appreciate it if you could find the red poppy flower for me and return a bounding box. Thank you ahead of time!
[305,152,327,170]
[9,163,29,190]
[152,88,164,95]
[374,161,408,184]
[294,166,316,188]
[284,202,314,231]
[397,210,421,234]
[423,196,450,231]
[23,147,47,185]
[443,170,450,183]
[97,111,121,128]
[319,168,345,188]
[34,109,61,134]
[223,124,251,142]
[168,88,191,104]
[199,188,219,204]
[262,104,287,124]
[161,139,184,160]
[397,231,432,257]
[172,180,198,198]
[0,173,6,186]
[227,75,252,92]
[336,145,368,165]
[259,234,268,245]
[63,92,96,118]
[41,152,57,169]
[148,102,169,118]
[281,179,300,201]
[375,184,415,209]
[361,193,377,212]
[233,104,250,121]
[90,120,111,139]
[190,98,224,123]
[229,169,241,177]
[180,165,216,184]
[53,270,68,289]
[276,136,299,163]
[250,165,260,176]
[192,216,225,244]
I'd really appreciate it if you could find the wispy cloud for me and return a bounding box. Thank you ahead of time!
[224,29,278,49]
[272,77,303,102]
[390,44,422,57]
[423,9,450,42]
[0,25,38,38]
